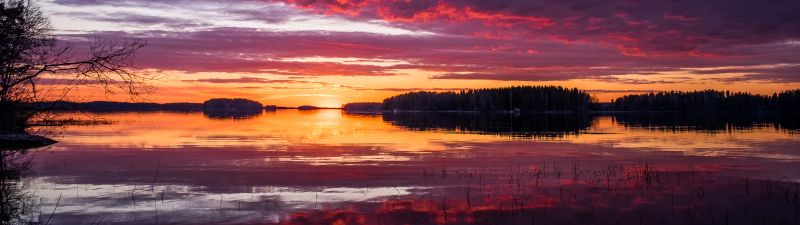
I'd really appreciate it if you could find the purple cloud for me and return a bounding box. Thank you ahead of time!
[46,0,800,84]
[182,76,328,84]
[279,0,800,55]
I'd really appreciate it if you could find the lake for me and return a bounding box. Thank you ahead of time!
[8,110,800,225]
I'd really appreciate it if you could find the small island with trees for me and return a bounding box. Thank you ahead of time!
[202,98,263,111]
[297,105,319,110]
[201,98,264,119]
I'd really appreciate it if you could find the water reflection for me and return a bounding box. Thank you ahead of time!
[270,166,800,225]
[202,108,264,119]
[380,112,800,137]
[1,149,38,224]
[381,112,593,138]
[612,112,800,132]
[19,110,800,224]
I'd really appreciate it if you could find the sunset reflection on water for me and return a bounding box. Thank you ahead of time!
[20,110,800,224]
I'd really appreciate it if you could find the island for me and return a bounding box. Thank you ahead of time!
[297,105,319,110]
[342,102,382,113]
[202,98,264,119]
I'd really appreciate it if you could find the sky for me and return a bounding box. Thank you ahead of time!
[39,0,800,107]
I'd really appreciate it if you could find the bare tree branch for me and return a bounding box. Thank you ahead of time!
[1,0,154,133]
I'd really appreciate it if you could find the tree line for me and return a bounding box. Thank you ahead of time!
[381,86,594,112]
[32,101,201,112]
[363,87,800,112]
[611,89,800,111]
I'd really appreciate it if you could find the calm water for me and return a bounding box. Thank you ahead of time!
[10,110,800,224]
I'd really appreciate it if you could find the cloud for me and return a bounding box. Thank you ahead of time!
[55,27,799,83]
[690,64,800,82]
[55,12,208,28]
[429,66,668,81]
[48,0,800,84]
[182,76,327,84]
[278,0,800,56]
[48,0,425,35]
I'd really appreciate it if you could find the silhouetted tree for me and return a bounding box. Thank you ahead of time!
[0,0,150,134]
[773,89,800,111]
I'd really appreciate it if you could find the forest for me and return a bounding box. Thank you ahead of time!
[381,86,594,112]
[611,89,800,111]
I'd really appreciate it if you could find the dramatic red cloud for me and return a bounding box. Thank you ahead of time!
[276,0,800,56]
[43,0,800,104]
[61,27,800,83]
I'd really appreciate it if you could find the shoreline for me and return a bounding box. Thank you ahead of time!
[0,133,57,150]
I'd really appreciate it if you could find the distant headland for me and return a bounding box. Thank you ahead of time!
[32,100,336,112]
[33,101,204,112]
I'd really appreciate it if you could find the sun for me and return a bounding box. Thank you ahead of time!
[316,98,343,108]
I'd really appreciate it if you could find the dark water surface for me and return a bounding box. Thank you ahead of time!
[12,110,800,224]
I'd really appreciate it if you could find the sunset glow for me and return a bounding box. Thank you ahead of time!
[38,0,800,106]
[6,2,800,224]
